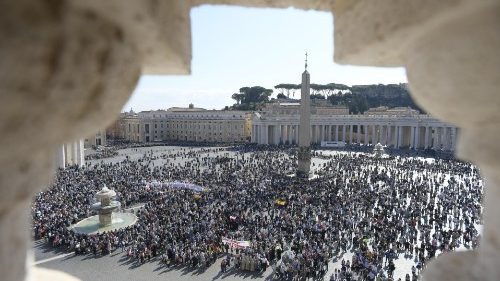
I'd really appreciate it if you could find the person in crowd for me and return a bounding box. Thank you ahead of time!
[32,144,483,280]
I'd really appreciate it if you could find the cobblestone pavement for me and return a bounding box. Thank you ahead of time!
[33,147,432,280]
[34,240,417,281]
[34,240,275,281]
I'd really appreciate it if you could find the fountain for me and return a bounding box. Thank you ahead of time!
[69,184,137,235]
[92,184,120,226]
[373,142,385,158]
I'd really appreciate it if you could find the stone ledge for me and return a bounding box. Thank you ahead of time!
[31,267,81,281]
[191,0,334,11]
[421,251,481,281]
[333,0,495,66]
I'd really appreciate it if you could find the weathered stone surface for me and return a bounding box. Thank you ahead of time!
[32,268,81,281]
[0,1,140,280]
[190,0,335,11]
[71,0,192,74]
[333,0,495,66]
[0,0,498,280]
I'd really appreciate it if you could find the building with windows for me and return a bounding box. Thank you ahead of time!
[252,100,458,151]
[84,129,107,148]
[117,105,252,143]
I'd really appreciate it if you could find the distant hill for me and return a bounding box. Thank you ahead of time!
[326,83,423,114]
[231,83,423,114]
[274,82,422,114]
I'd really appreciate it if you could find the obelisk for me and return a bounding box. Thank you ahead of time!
[297,53,311,178]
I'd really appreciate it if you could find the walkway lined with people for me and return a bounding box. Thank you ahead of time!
[32,145,483,281]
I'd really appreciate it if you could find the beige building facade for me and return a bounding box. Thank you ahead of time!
[119,106,251,143]
[253,101,458,151]
[84,129,107,148]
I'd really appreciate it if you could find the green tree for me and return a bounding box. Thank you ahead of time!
[231,93,243,105]
[310,94,325,100]
[276,93,287,99]
[274,83,300,98]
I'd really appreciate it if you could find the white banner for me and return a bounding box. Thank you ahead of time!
[222,237,251,249]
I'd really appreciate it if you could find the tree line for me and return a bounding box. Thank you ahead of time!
[229,83,422,114]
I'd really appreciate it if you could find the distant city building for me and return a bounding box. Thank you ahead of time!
[84,129,107,148]
[114,105,252,143]
[252,100,458,151]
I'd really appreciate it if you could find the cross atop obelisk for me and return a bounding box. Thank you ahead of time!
[305,52,308,70]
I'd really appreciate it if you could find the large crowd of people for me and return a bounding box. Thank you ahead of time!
[32,145,483,280]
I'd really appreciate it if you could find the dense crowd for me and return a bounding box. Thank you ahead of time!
[84,147,119,160]
[32,145,482,280]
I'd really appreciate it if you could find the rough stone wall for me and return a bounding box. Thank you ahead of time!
[0,1,140,280]
[0,0,498,280]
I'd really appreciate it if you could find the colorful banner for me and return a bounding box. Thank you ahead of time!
[144,180,205,192]
[222,237,251,249]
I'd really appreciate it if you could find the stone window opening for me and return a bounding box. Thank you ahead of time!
[0,1,498,281]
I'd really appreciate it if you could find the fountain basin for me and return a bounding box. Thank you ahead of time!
[69,212,137,235]
[91,201,120,211]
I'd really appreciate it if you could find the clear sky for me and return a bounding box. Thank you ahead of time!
[123,5,407,112]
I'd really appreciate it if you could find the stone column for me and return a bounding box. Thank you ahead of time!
[255,125,259,143]
[443,127,449,150]
[444,127,450,150]
[260,125,265,144]
[397,126,403,148]
[384,126,388,146]
[387,125,392,147]
[415,126,420,149]
[273,125,279,145]
[424,127,429,149]
[451,127,457,151]
[265,125,270,145]
[73,141,79,165]
[293,125,296,144]
[342,125,346,142]
[55,145,66,169]
[77,139,84,166]
[349,124,353,144]
[68,142,74,165]
[256,125,260,143]
[254,125,258,143]
[286,125,289,144]
[283,125,287,144]
[358,124,361,144]
[363,125,370,145]
[379,125,382,144]
[432,127,438,150]
[287,125,290,144]
[410,126,415,149]
[257,125,261,144]
[371,125,376,144]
